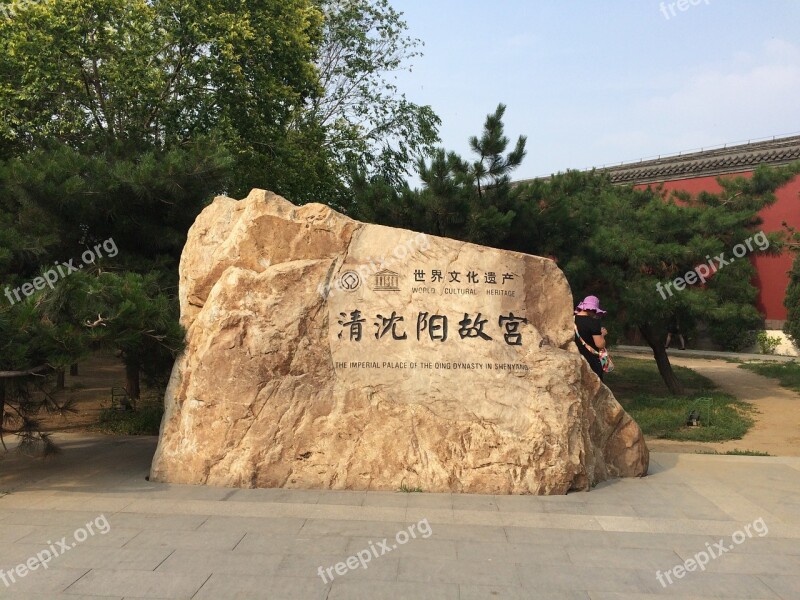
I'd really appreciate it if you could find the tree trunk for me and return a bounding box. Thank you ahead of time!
[69,363,79,376]
[125,362,141,401]
[638,322,684,395]
[56,369,65,390]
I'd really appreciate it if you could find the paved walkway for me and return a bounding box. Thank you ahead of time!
[0,434,799,599]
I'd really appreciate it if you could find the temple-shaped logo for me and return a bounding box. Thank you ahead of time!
[371,269,400,291]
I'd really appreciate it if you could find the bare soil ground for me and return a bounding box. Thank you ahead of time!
[34,354,147,433]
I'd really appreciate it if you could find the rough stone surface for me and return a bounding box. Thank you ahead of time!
[150,189,649,494]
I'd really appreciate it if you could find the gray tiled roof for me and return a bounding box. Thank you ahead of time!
[600,135,800,184]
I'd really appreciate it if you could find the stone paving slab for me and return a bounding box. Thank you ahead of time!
[64,570,210,598]
[191,574,329,600]
[0,567,90,595]
[195,515,306,536]
[156,548,283,576]
[0,434,798,599]
[234,532,350,556]
[327,580,459,600]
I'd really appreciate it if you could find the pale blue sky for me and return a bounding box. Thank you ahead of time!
[393,0,800,181]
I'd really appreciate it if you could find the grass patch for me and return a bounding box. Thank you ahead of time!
[695,449,771,456]
[606,357,755,442]
[724,449,771,456]
[739,361,800,393]
[606,356,714,397]
[97,405,163,435]
[398,484,424,493]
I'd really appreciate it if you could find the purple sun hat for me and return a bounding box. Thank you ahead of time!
[575,295,607,315]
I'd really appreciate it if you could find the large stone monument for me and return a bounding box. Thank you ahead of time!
[150,189,648,494]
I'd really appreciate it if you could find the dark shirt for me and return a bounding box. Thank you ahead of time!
[575,314,603,379]
[668,315,681,334]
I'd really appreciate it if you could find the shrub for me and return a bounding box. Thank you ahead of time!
[708,317,758,352]
[785,254,800,344]
[756,332,781,355]
[97,405,163,435]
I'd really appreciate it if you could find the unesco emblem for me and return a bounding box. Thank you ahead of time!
[339,270,362,292]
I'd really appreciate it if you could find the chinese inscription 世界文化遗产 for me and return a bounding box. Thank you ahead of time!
[412,270,516,285]
[337,311,529,346]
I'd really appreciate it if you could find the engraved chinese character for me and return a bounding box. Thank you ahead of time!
[484,272,497,284]
[431,270,444,282]
[502,273,516,284]
[375,312,408,340]
[499,313,528,346]
[338,310,366,341]
[458,313,492,340]
[417,312,448,342]
[467,270,479,284]
[448,271,461,283]
[414,270,425,282]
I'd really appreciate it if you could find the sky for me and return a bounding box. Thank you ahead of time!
[391,0,800,182]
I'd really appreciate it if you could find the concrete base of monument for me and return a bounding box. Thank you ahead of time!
[149,190,649,494]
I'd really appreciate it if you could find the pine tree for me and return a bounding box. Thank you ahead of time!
[80,272,185,401]
[388,104,527,245]
[1,140,232,279]
[514,162,800,394]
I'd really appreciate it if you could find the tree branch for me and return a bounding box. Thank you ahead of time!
[0,365,51,379]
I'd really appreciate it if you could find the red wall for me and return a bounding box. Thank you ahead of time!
[637,172,800,322]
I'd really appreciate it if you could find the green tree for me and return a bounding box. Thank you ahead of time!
[0,0,325,199]
[786,257,800,343]
[514,164,800,394]
[352,104,524,245]
[0,0,437,203]
[0,140,232,278]
[0,252,182,454]
[311,0,440,192]
[80,272,185,400]
[784,222,800,344]
[0,265,86,454]
[0,140,215,450]
[0,299,76,455]
[347,171,424,230]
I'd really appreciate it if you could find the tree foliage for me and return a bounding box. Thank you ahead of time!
[0,139,232,276]
[350,104,524,245]
[514,163,799,392]
[0,261,184,453]
[312,0,440,190]
[786,257,800,343]
[0,0,439,204]
[0,0,322,146]
[0,136,213,454]
[0,0,327,199]
[784,218,800,344]
[80,271,185,399]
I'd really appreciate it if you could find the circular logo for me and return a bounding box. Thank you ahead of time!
[339,270,361,292]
